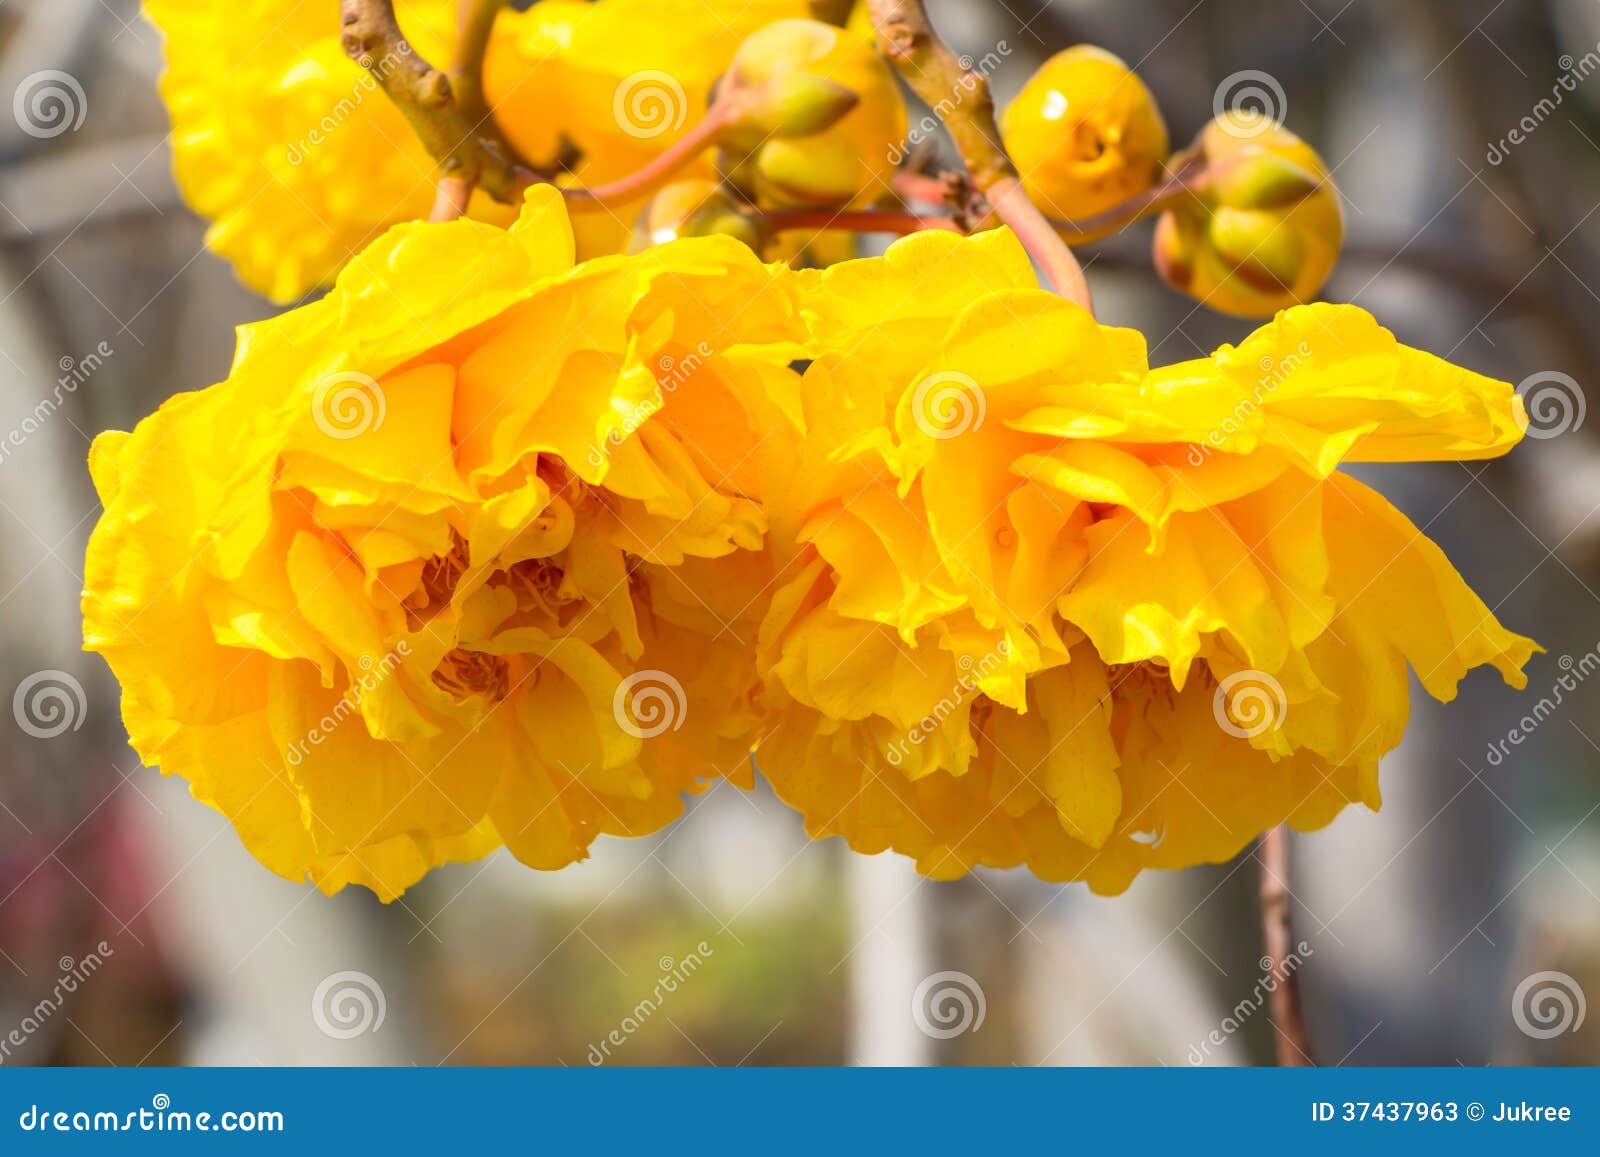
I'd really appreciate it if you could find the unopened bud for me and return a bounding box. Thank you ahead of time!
[719,20,864,147]
[1153,115,1342,317]
[631,179,760,252]
[718,18,905,211]
[724,72,860,145]
[751,136,865,208]
[1002,46,1169,220]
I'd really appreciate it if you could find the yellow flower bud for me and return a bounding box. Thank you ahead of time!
[631,179,761,251]
[730,71,862,140]
[720,20,866,144]
[1002,45,1169,220]
[721,18,906,209]
[1153,112,1344,317]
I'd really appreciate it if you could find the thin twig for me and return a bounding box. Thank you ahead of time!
[1259,825,1314,1066]
[339,0,540,205]
[867,0,1090,307]
[897,153,1229,247]
[562,104,736,211]
[449,0,503,124]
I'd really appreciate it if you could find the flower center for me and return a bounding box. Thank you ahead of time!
[404,531,469,628]
[432,647,510,703]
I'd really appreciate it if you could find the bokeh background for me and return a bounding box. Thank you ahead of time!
[1,0,1598,1067]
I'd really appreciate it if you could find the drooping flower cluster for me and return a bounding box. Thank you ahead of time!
[83,190,1536,898]
[87,3,1539,900]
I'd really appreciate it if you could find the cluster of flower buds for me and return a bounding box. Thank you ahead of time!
[1001,47,1343,316]
[640,16,907,247]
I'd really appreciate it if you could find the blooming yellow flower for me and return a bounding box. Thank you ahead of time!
[148,0,807,302]
[148,0,504,301]
[82,186,806,899]
[752,226,1536,894]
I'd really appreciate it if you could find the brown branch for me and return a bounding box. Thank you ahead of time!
[339,0,540,205]
[449,0,502,119]
[867,0,1090,306]
[1259,825,1314,1066]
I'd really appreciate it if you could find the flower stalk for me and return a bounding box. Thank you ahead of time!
[1260,824,1314,1066]
[562,104,738,210]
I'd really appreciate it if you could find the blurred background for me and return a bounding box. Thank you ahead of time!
[1,0,1598,1067]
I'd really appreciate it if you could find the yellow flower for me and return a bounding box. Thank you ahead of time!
[147,0,509,302]
[82,186,806,899]
[752,226,1535,894]
[148,0,808,302]
[1002,45,1169,220]
[1153,111,1344,317]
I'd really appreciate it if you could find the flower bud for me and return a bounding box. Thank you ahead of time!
[719,20,864,147]
[1002,46,1169,220]
[719,18,905,210]
[1152,112,1343,317]
[631,179,761,251]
